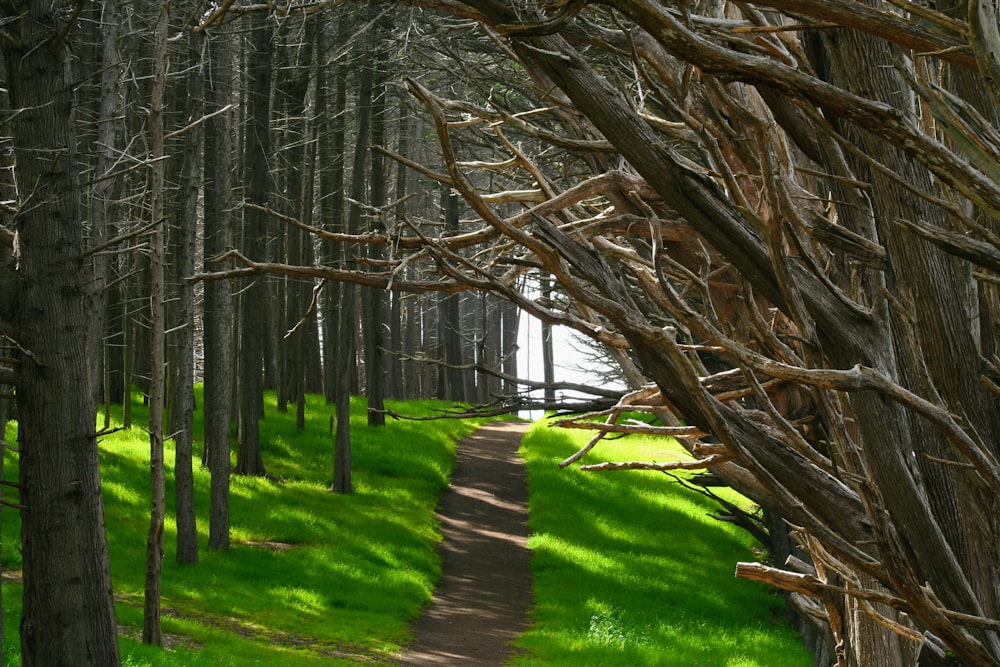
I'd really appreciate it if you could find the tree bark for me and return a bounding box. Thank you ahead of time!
[87,0,124,409]
[363,4,393,426]
[540,273,555,404]
[818,21,1000,658]
[203,21,235,550]
[439,188,468,401]
[500,295,520,398]
[143,0,169,644]
[275,17,316,430]
[171,26,203,567]
[321,11,350,405]
[386,103,410,400]
[3,0,121,662]
[236,12,272,477]
[335,0,384,490]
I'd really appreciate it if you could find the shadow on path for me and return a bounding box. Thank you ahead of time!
[397,421,532,666]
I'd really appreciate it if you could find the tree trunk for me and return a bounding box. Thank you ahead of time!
[439,188,468,401]
[294,20,318,428]
[540,273,555,404]
[203,21,235,550]
[500,295,519,397]
[818,22,1000,660]
[386,103,410,400]
[171,26,203,567]
[236,12,272,477]
[143,0,169,644]
[362,4,392,426]
[274,17,315,429]
[333,0,385,487]
[3,0,121,662]
[333,264,357,494]
[87,0,124,409]
[321,11,350,405]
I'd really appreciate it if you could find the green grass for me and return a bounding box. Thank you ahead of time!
[511,420,812,667]
[0,395,811,665]
[2,388,490,665]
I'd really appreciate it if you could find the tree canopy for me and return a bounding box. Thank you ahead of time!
[2,0,999,664]
[201,1,1000,664]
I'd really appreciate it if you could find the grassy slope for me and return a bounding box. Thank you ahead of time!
[513,420,812,667]
[3,390,489,666]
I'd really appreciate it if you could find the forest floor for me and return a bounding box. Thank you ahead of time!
[395,421,533,666]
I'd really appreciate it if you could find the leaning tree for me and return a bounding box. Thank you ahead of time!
[196,0,1000,664]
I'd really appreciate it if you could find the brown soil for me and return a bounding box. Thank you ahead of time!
[395,421,533,666]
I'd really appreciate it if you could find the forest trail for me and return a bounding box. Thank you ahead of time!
[396,421,533,666]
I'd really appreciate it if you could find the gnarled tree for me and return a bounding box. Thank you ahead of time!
[196,1,1000,664]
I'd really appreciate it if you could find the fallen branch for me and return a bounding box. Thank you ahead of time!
[579,453,731,472]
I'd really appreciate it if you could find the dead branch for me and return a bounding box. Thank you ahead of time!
[579,453,732,472]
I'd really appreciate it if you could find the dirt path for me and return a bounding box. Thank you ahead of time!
[396,421,533,666]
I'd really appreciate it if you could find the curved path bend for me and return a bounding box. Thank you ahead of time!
[397,421,533,666]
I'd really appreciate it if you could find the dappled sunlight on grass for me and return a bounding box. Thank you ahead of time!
[270,585,327,617]
[513,421,811,667]
[103,478,145,507]
[1,388,490,665]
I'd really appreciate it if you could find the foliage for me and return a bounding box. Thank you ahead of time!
[2,389,487,664]
[513,421,811,666]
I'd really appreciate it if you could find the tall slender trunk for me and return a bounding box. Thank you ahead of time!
[500,295,520,397]
[237,12,272,477]
[363,7,393,426]
[333,288,355,493]
[540,274,555,403]
[172,27,204,567]
[204,22,235,550]
[386,104,409,399]
[143,0,169,645]
[295,20,318,428]
[334,0,382,488]
[439,188,468,401]
[275,18,315,429]
[321,13,349,405]
[482,293,503,401]
[89,0,123,408]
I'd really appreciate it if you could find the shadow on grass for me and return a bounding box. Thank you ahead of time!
[1,391,490,666]
[513,423,812,667]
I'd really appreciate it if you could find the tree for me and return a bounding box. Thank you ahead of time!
[86,0,125,413]
[170,21,204,568]
[362,5,393,426]
[404,2,1000,663]
[198,0,1000,663]
[319,10,351,406]
[236,11,273,477]
[203,18,236,550]
[272,15,320,429]
[437,188,470,401]
[0,0,121,662]
[143,0,170,644]
[333,0,385,492]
